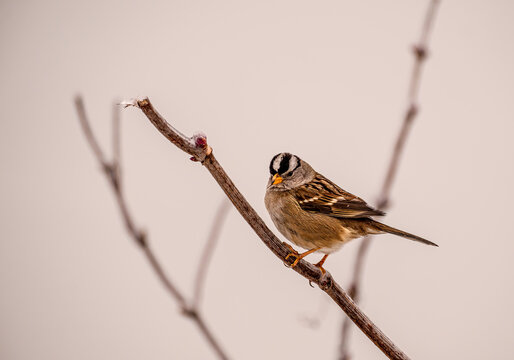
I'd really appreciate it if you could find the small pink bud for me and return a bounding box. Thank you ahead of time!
[192,132,208,148]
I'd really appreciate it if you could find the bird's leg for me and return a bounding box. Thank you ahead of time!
[314,254,329,275]
[285,247,321,268]
[282,242,298,255]
[281,242,298,268]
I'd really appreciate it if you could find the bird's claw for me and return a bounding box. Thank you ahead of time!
[285,252,301,268]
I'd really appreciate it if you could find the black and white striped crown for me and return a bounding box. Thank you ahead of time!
[269,152,301,176]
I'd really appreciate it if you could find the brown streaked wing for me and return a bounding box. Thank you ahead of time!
[295,173,385,218]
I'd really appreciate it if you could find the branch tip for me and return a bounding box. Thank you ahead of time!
[137,98,150,107]
[118,98,143,108]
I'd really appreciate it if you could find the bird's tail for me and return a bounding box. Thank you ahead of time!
[372,221,438,247]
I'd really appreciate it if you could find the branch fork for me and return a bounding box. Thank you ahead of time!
[76,96,229,360]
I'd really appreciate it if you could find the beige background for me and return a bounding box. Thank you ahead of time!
[1,0,514,359]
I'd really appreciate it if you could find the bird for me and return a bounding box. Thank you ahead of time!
[264,152,437,274]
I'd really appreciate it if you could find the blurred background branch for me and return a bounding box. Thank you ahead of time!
[193,199,231,310]
[75,96,230,360]
[339,1,441,359]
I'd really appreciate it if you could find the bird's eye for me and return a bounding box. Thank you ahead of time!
[284,157,300,177]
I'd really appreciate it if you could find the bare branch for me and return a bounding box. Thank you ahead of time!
[377,0,441,208]
[75,95,229,360]
[193,199,231,309]
[112,100,121,183]
[339,310,354,360]
[339,1,441,359]
[76,97,108,168]
[134,97,411,360]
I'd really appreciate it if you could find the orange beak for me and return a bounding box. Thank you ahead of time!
[272,173,283,185]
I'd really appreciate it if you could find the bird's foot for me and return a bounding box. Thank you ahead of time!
[285,252,302,268]
[314,254,329,275]
[284,246,320,268]
[282,242,299,267]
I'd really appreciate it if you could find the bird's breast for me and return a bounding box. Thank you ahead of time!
[265,191,359,254]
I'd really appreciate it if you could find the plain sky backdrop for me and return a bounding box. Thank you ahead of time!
[1,0,514,359]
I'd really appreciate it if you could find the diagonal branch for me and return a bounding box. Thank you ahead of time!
[132,97,412,360]
[112,100,122,184]
[193,199,231,309]
[339,1,441,359]
[75,96,229,360]
[377,0,441,210]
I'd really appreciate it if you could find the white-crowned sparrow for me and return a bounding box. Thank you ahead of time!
[264,152,437,273]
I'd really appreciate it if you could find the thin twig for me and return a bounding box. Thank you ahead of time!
[193,199,231,309]
[112,100,121,183]
[339,1,441,359]
[133,97,412,360]
[76,98,108,166]
[75,96,229,360]
[378,0,441,208]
